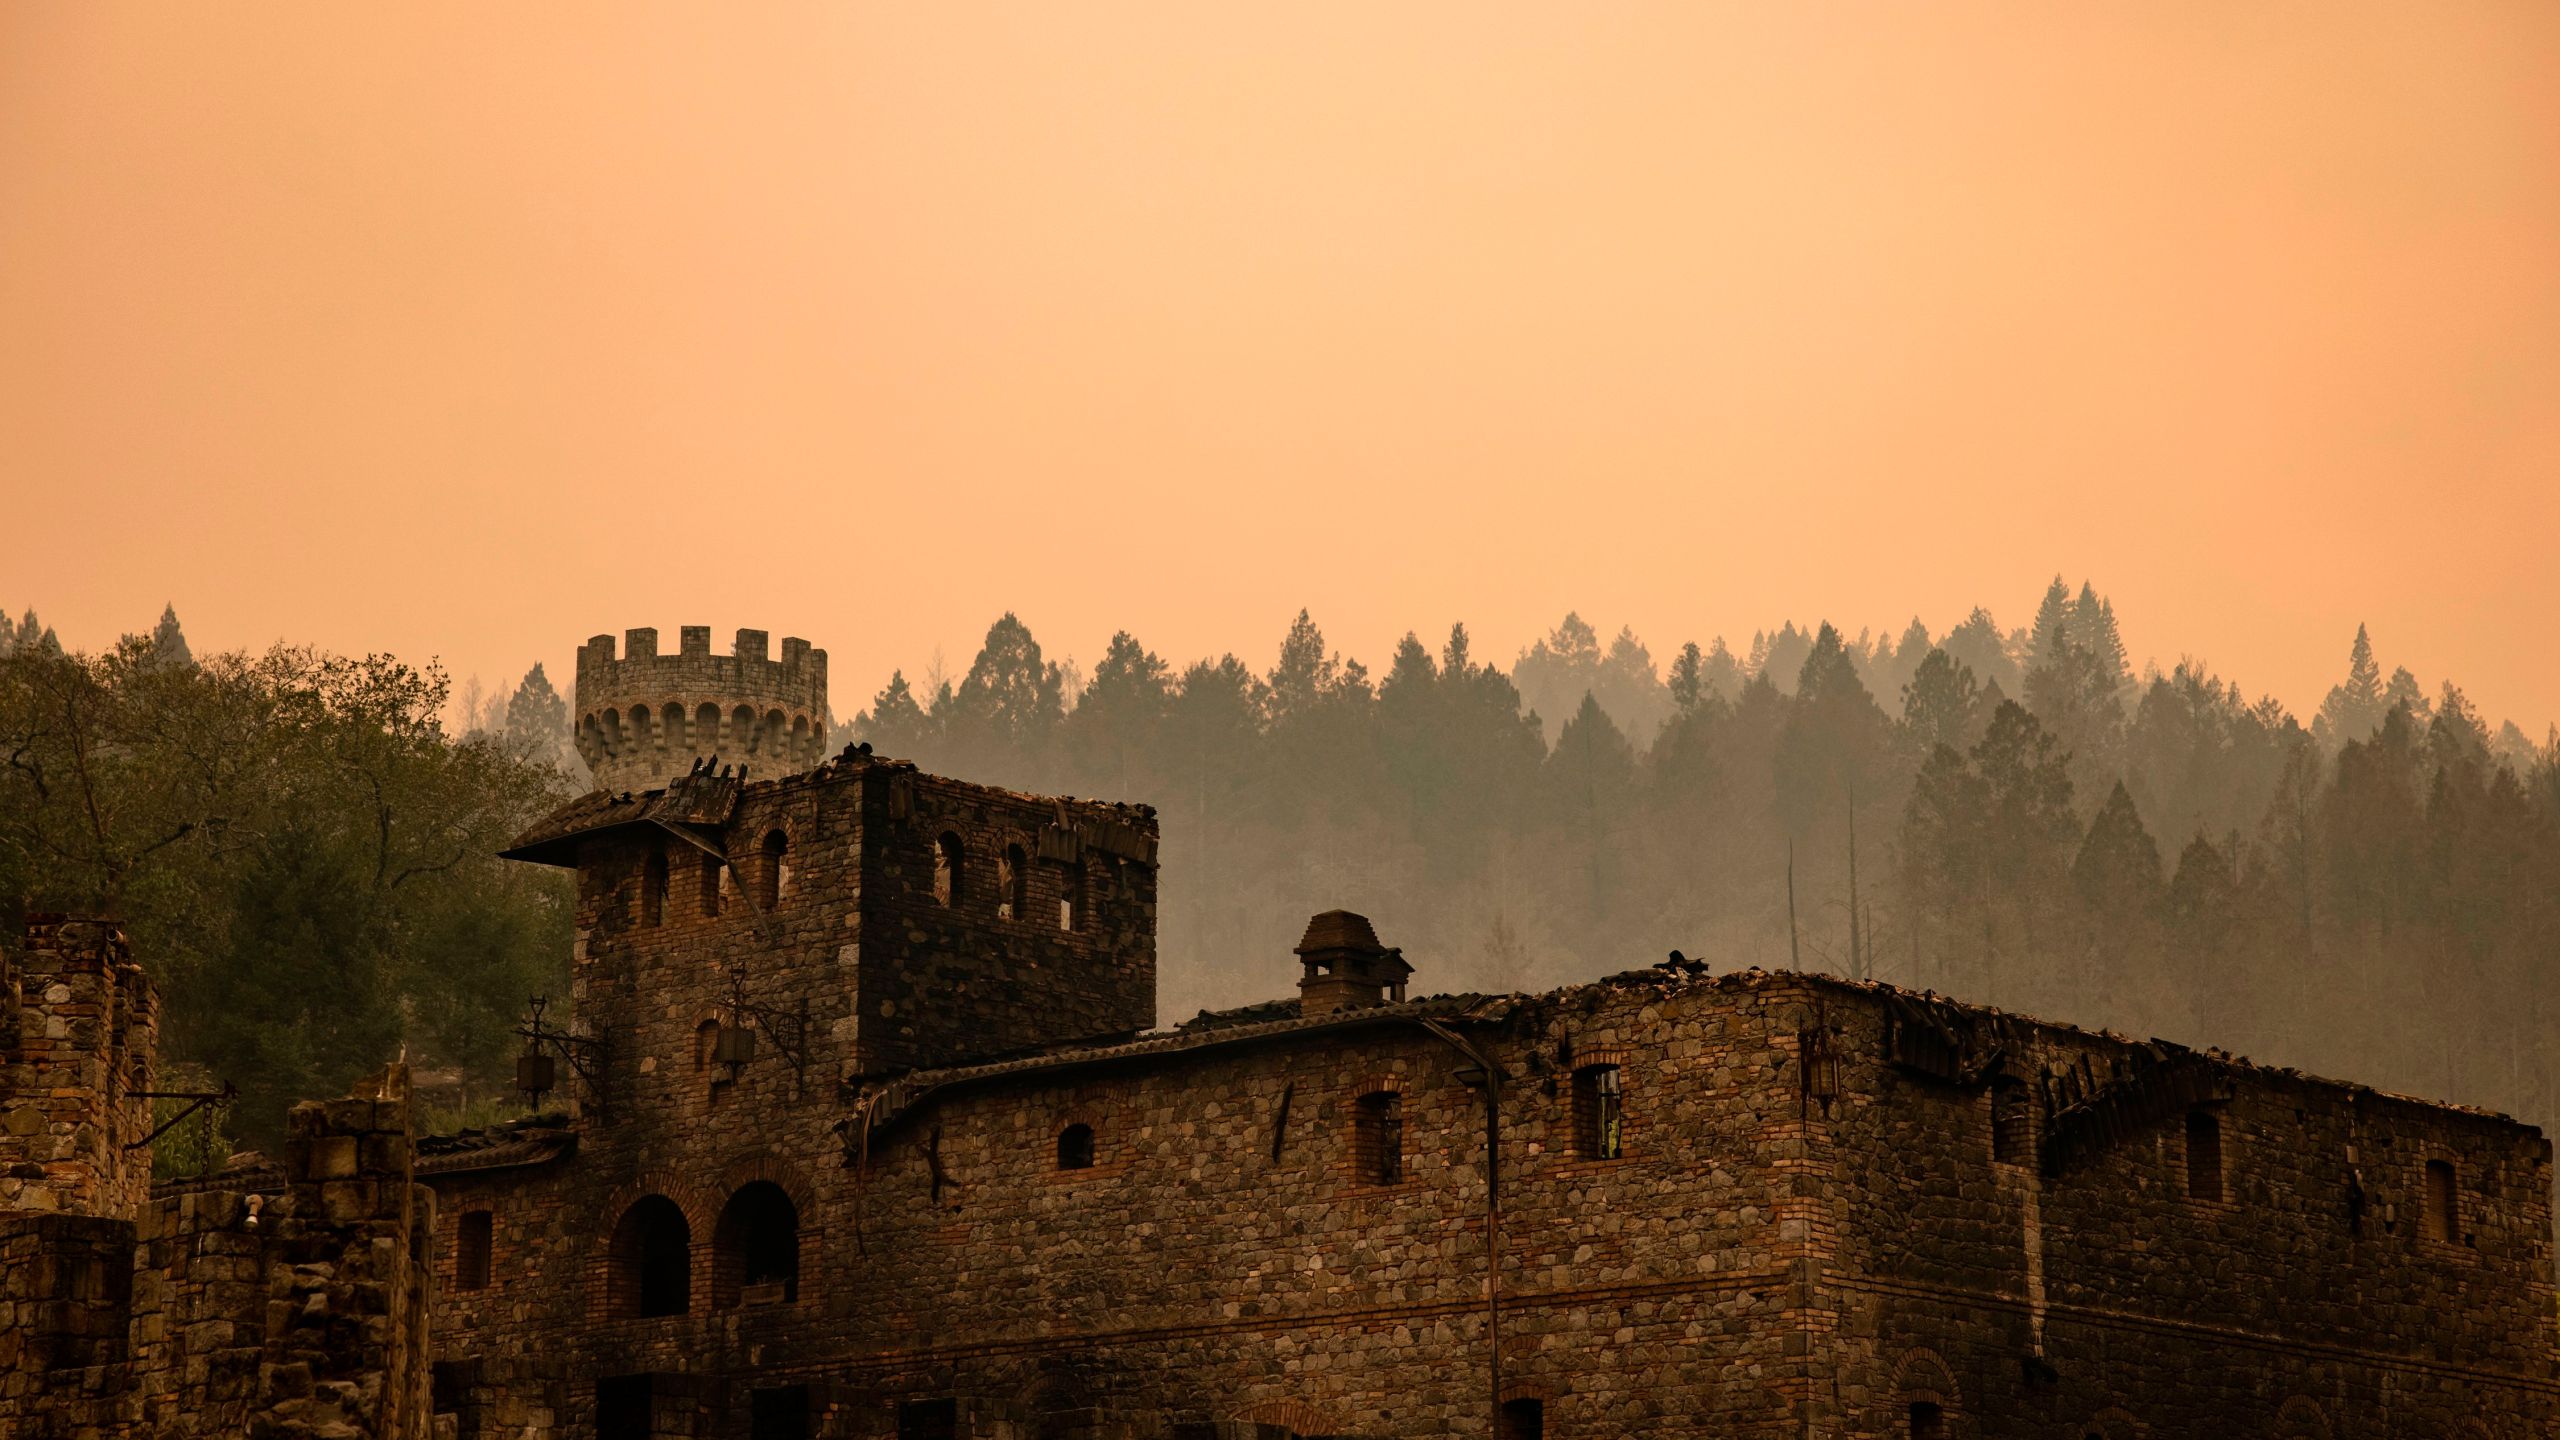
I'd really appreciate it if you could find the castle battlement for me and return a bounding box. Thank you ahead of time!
[573,625,829,793]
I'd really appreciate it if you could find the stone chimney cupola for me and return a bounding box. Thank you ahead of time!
[1295,910,1411,1017]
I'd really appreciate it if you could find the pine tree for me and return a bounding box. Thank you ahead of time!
[1265,609,1342,726]
[1901,649,1986,758]
[502,663,573,775]
[2316,624,2386,746]
[2028,576,2075,665]
[1774,622,1895,832]
[2072,781,2166,915]
[147,604,194,669]
[852,670,936,760]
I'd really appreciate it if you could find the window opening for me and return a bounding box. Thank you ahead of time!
[2422,1159,2458,1243]
[1057,1123,1095,1171]
[756,830,786,911]
[751,1386,810,1440]
[1992,1081,2034,1166]
[1908,1401,1944,1439]
[2185,1108,2222,1203]
[598,1376,652,1440]
[642,844,667,927]
[1058,861,1084,932]
[1356,1091,1404,1186]
[712,1180,800,1308]
[999,844,1026,921]
[609,1196,690,1318]
[934,833,963,907]
[1574,1064,1624,1160]
[455,1209,492,1291]
[1497,1398,1544,1440]
[701,854,723,918]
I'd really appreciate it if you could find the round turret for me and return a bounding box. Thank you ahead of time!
[572,626,830,793]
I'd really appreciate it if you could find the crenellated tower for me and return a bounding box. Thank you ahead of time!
[573,626,829,794]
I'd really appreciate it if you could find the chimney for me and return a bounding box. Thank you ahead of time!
[1295,910,1412,1017]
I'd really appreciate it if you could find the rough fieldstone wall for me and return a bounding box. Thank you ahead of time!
[0,918,439,1439]
[0,916,157,1216]
[575,626,829,794]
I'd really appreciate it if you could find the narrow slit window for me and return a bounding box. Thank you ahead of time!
[1058,861,1084,932]
[999,844,1026,922]
[1573,1064,1623,1160]
[933,833,963,907]
[756,830,787,911]
[701,855,723,918]
[2185,1108,2223,1203]
[1992,1082,2034,1166]
[642,844,668,927]
[2422,1159,2458,1243]
[1355,1091,1403,1186]
[455,1210,492,1292]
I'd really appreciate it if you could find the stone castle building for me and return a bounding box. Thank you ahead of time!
[7,623,2556,1438]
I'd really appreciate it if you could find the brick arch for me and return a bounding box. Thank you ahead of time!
[712,1152,818,1218]
[708,1156,814,1311]
[1242,1400,1346,1436]
[591,1176,716,1321]
[2273,1396,2331,1440]
[1498,1380,1556,1404]
[1891,1346,1961,1420]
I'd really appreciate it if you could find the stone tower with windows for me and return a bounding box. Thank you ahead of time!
[572,625,829,795]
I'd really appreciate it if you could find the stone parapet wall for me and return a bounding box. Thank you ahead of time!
[574,626,830,794]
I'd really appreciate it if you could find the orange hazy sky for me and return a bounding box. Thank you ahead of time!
[6,4,2557,732]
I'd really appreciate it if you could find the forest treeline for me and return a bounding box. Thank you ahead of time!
[838,582,2560,1141]
[4,584,2555,1164]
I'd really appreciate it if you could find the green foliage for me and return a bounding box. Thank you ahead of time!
[0,629,573,1147]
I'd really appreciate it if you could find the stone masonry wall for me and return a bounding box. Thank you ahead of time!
[0,915,157,1216]
[575,626,829,794]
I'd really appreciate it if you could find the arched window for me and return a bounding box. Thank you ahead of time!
[455,1210,492,1292]
[2185,1108,2222,1202]
[642,844,668,928]
[999,844,1027,922]
[608,1195,691,1318]
[1573,1064,1623,1160]
[933,833,963,908]
[712,1181,799,1308]
[1056,1123,1095,1171]
[756,830,787,911]
[1355,1091,1403,1186]
[1058,861,1084,933]
[2422,1159,2458,1243]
